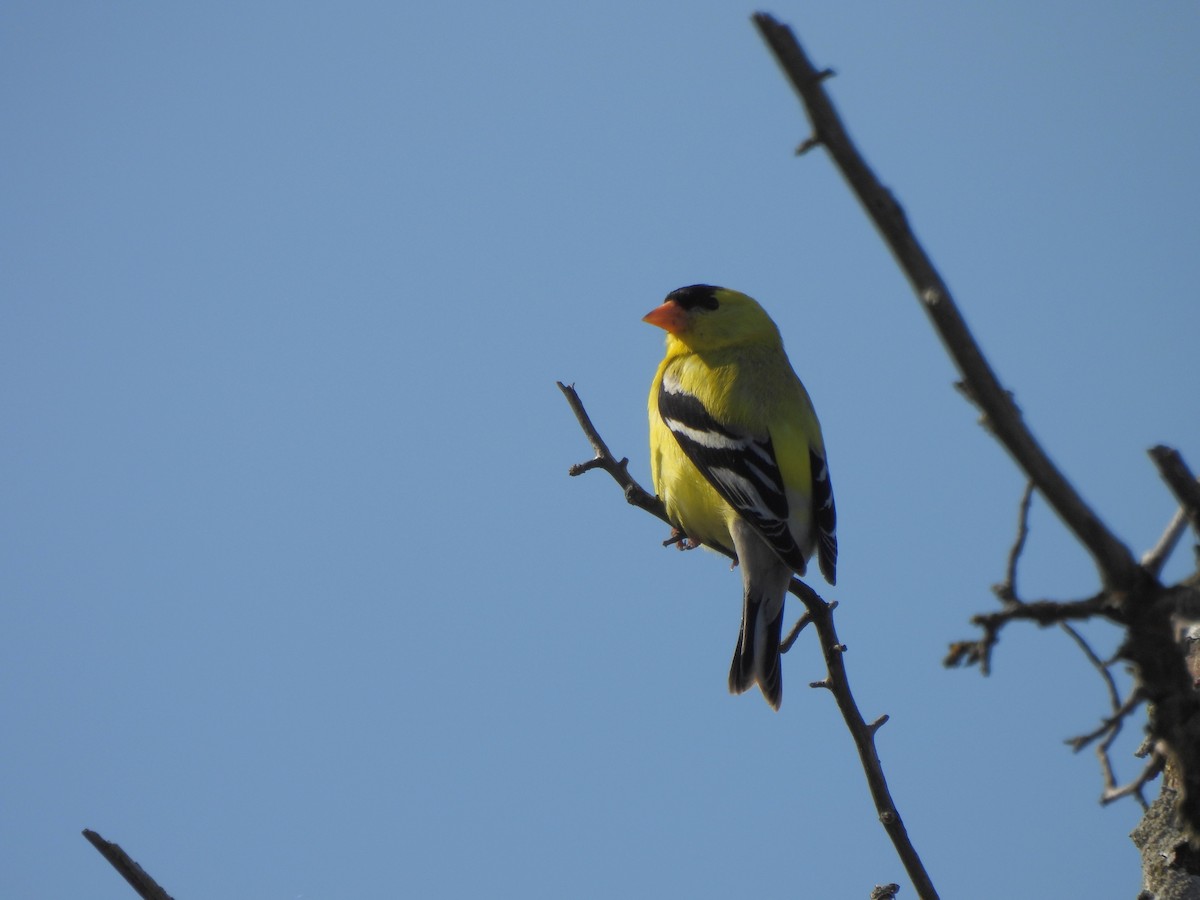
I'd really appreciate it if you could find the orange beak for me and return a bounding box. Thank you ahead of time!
[642,300,688,335]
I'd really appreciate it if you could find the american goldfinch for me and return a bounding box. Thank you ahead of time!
[645,285,837,710]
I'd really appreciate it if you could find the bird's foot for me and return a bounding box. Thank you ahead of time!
[662,528,701,551]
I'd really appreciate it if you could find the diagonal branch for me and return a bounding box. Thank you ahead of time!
[558,381,940,900]
[557,381,667,521]
[83,829,175,900]
[1061,624,1132,740]
[1149,446,1200,543]
[750,11,1143,594]
[1103,756,1165,807]
[746,6,1200,856]
[1142,506,1190,579]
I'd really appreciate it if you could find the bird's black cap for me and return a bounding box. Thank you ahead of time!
[666,284,721,311]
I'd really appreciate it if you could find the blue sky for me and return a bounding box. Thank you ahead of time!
[3,2,1198,897]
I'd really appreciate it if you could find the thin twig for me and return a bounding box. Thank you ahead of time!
[82,829,175,900]
[951,483,1036,674]
[1061,623,1127,725]
[994,481,1035,603]
[557,382,669,522]
[977,488,1157,803]
[1061,616,1157,809]
[1102,755,1164,807]
[1063,707,1129,754]
[781,600,837,653]
[750,11,1142,595]
[1061,619,1152,810]
[1142,506,1190,578]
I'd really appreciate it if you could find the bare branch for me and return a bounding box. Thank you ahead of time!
[750,11,1142,593]
[781,600,837,653]
[560,383,937,899]
[974,595,1115,631]
[747,13,1200,837]
[83,829,175,900]
[557,382,669,522]
[952,486,1119,679]
[946,593,1117,675]
[1102,754,1165,808]
[1060,622,1154,808]
[1065,688,1143,754]
[994,481,1035,604]
[1143,506,1190,579]
[1150,446,1200,544]
[1063,622,1125,712]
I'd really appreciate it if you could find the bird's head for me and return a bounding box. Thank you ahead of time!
[643,285,781,351]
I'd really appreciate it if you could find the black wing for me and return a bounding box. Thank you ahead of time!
[810,447,837,585]
[658,377,808,574]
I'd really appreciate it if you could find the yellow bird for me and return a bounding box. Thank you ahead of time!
[645,285,837,710]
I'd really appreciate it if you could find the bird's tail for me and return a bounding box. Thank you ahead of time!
[728,587,785,711]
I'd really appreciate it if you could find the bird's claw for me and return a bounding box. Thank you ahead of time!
[662,528,701,551]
